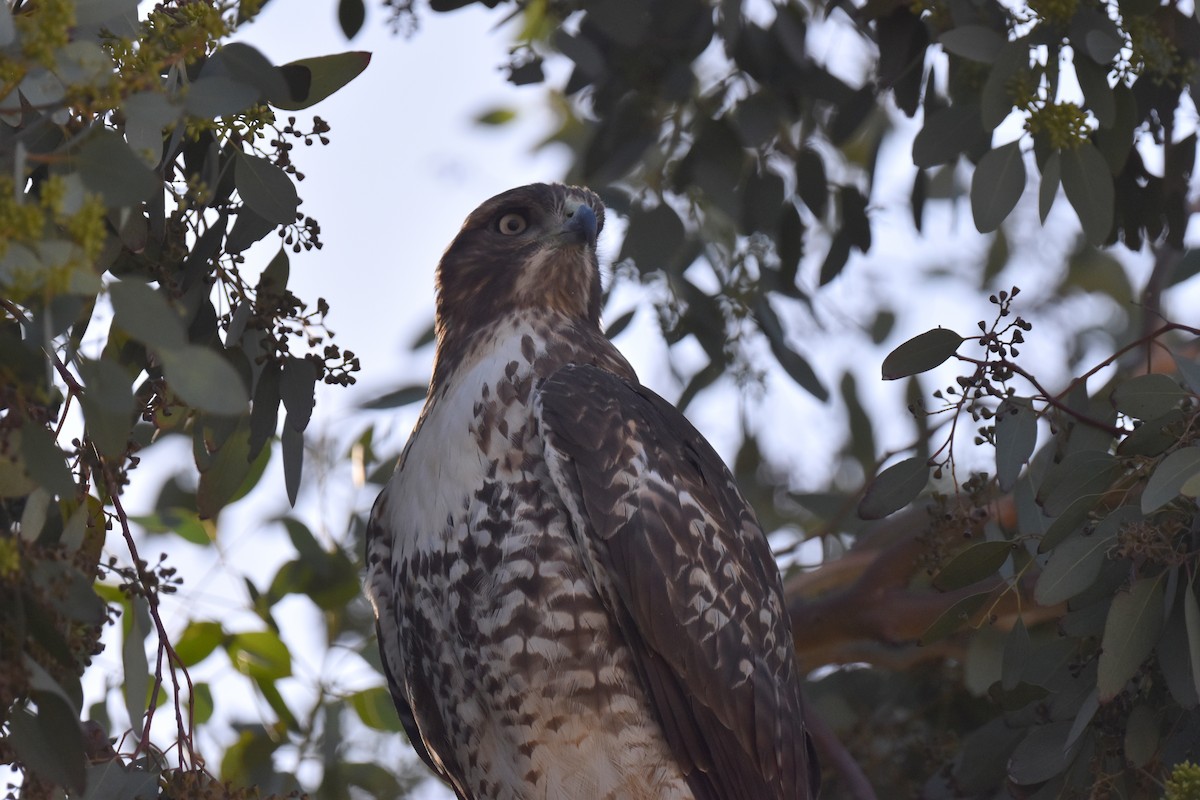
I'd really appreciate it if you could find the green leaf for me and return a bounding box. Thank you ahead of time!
[1039,150,1061,222]
[9,702,86,793]
[132,507,213,545]
[795,147,827,217]
[1098,575,1165,701]
[338,0,366,38]
[123,91,181,167]
[74,129,158,206]
[109,280,187,351]
[971,141,1025,233]
[249,361,281,458]
[1075,56,1115,127]
[160,345,249,416]
[0,428,36,498]
[1008,721,1076,785]
[184,75,259,118]
[981,42,1028,130]
[1185,573,1200,704]
[994,397,1036,492]
[474,107,516,126]
[1001,616,1030,691]
[1060,142,1114,247]
[78,357,134,459]
[282,424,303,507]
[858,456,928,519]
[190,683,214,726]
[82,759,160,800]
[235,152,298,225]
[1118,409,1186,457]
[755,298,828,401]
[620,203,685,271]
[912,105,981,168]
[939,25,1004,62]
[280,355,317,432]
[203,42,288,104]
[174,621,225,666]
[919,591,990,645]
[933,540,1014,591]
[881,327,963,379]
[1035,505,1137,606]
[122,596,150,737]
[226,630,292,681]
[20,421,75,497]
[1124,704,1159,768]
[1036,450,1120,517]
[273,51,372,111]
[349,686,404,732]
[1142,446,1200,513]
[197,417,253,518]
[1111,373,1186,420]
[1174,353,1200,393]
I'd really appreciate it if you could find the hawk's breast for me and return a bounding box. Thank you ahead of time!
[367,313,695,800]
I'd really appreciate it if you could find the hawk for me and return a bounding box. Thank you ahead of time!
[365,183,818,800]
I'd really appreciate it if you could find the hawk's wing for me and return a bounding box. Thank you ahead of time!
[536,363,818,800]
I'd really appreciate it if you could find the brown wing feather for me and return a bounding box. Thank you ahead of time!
[537,363,818,800]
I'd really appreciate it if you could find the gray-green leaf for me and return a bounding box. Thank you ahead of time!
[1097,575,1165,701]
[881,328,964,380]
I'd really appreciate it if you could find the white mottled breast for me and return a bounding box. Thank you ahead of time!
[366,312,695,800]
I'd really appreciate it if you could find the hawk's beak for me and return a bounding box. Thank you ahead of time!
[561,203,598,248]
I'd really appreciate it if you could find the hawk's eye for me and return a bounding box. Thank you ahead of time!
[496,213,528,236]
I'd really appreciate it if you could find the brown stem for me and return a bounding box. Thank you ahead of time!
[105,476,197,768]
[804,698,878,800]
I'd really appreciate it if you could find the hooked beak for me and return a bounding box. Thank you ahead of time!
[561,202,599,248]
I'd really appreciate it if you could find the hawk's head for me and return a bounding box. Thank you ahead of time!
[435,183,606,337]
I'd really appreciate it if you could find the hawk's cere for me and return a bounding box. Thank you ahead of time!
[365,183,819,800]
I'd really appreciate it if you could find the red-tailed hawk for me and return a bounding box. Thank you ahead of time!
[365,183,818,800]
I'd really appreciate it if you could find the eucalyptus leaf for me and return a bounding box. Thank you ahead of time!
[995,397,1036,492]
[1097,575,1165,701]
[881,327,963,380]
[235,152,299,225]
[109,280,187,350]
[933,540,1014,591]
[1060,142,1114,247]
[160,345,249,416]
[77,357,134,459]
[75,129,159,206]
[1185,574,1200,704]
[226,630,292,681]
[912,105,981,168]
[1142,446,1200,513]
[858,456,928,519]
[1035,506,1137,606]
[280,355,317,432]
[359,384,427,410]
[272,51,372,111]
[1036,450,1120,518]
[919,591,990,645]
[1111,373,1186,420]
[971,141,1025,233]
[282,423,303,506]
[184,75,259,118]
[939,25,1005,63]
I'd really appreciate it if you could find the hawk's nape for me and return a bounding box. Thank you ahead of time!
[364,183,819,800]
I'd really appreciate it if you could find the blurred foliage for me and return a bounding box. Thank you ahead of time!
[3,0,1199,798]
[0,0,376,795]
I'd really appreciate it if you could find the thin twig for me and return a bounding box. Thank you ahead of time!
[105,476,197,768]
